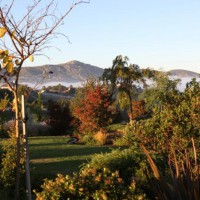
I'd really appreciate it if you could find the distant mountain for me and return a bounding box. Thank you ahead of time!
[19,60,104,85]
[18,61,199,88]
[167,69,199,78]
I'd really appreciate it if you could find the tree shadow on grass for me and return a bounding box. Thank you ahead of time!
[30,145,114,159]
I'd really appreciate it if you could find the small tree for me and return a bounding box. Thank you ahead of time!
[0,0,89,198]
[71,79,115,135]
[46,99,74,135]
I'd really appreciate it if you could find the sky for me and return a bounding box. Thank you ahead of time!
[4,0,200,73]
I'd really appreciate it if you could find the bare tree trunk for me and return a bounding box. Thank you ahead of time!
[22,95,32,200]
[128,92,133,121]
[14,91,20,200]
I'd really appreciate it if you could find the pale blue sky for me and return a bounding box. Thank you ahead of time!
[9,1,200,73]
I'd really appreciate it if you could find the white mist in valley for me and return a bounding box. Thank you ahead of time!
[21,76,200,91]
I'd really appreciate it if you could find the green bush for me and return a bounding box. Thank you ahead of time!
[35,165,146,200]
[0,126,25,198]
[81,147,149,196]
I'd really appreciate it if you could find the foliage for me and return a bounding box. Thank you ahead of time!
[94,130,108,145]
[131,100,147,120]
[0,94,9,111]
[44,84,76,95]
[71,79,115,135]
[46,99,74,135]
[0,95,10,137]
[122,78,200,156]
[35,165,145,200]
[142,139,200,200]
[0,125,25,195]
[102,55,157,120]
[17,85,31,100]
[81,147,149,195]
[116,91,130,110]
[29,92,44,123]
[139,73,181,110]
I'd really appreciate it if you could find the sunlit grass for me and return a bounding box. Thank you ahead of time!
[27,136,116,187]
[0,135,119,188]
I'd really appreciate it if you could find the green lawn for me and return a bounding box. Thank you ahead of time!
[0,136,117,197]
[0,136,118,189]
[28,136,115,187]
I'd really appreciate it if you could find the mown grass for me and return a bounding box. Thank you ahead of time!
[0,136,115,197]
[28,136,116,187]
[0,136,120,190]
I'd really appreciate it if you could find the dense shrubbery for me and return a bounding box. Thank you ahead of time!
[81,147,148,187]
[35,165,146,200]
[115,78,200,155]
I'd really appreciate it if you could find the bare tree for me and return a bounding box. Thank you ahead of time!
[0,0,89,199]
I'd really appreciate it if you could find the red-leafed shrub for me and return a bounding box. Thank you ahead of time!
[71,80,115,135]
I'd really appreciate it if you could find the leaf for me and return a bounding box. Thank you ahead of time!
[6,62,14,73]
[15,59,21,66]
[29,55,34,62]
[3,56,9,64]
[0,99,8,111]
[0,54,4,59]
[11,30,16,39]
[0,27,6,38]
[19,37,26,43]
[0,50,5,59]
[4,50,9,55]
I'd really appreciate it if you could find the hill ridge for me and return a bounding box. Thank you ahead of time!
[18,61,199,86]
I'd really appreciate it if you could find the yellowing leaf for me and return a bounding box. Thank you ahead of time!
[3,56,9,64]
[11,30,16,39]
[0,99,8,111]
[4,50,9,55]
[15,59,21,66]
[6,62,14,73]
[29,55,34,62]
[12,30,16,36]
[0,27,6,38]
[2,62,7,68]
[0,53,5,59]
[19,37,26,43]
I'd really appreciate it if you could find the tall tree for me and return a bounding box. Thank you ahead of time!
[102,55,154,120]
[0,1,89,198]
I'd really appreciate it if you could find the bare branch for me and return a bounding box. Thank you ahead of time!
[36,1,90,47]
[5,0,14,17]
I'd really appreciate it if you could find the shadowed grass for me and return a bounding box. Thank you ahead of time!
[28,136,116,187]
[0,136,120,192]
